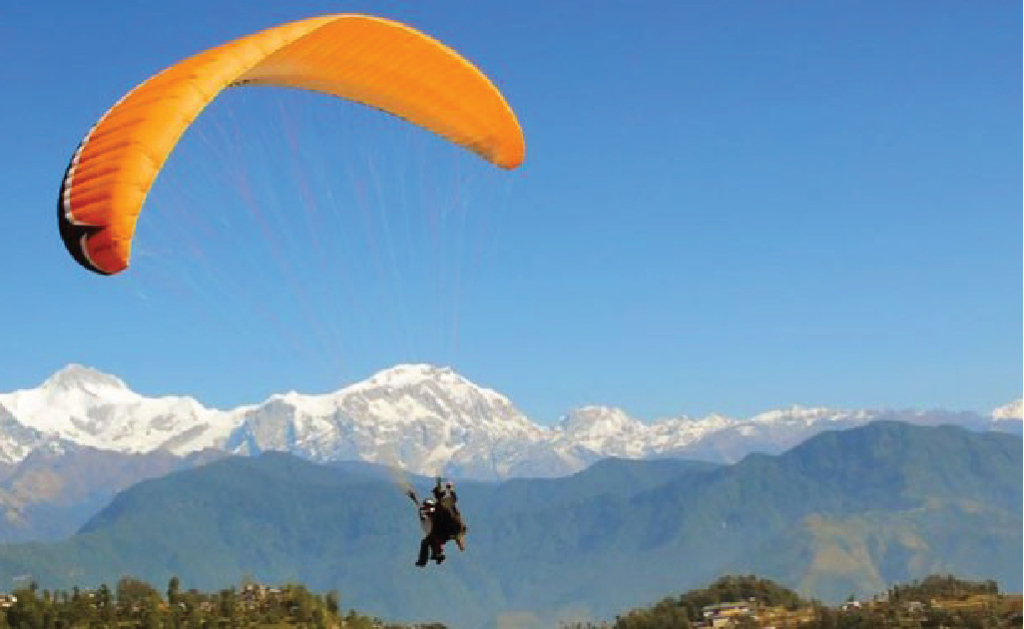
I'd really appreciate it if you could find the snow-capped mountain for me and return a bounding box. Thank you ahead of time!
[0,365,240,457]
[993,399,1023,421]
[0,364,1020,479]
[225,364,550,478]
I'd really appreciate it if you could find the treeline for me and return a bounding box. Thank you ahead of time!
[0,576,391,629]
[603,575,808,629]
[565,574,1021,628]
[887,574,999,603]
[607,575,807,628]
[3,573,1016,628]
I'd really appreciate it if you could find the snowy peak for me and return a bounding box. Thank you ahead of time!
[41,364,131,397]
[344,364,509,405]
[558,406,643,437]
[550,406,649,461]
[335,363,524,428]
[0,365,137,436]
[992,399,1022,420]
[0,366,239,461]
[342,363,467,394]
[749,405,873,426]
[223,363,543,478]
[359,363,459,388]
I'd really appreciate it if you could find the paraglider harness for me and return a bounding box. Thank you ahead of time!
[408,478,467,566]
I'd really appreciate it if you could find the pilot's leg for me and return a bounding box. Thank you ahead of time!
[430,535,446,563]
[416,537,430,567]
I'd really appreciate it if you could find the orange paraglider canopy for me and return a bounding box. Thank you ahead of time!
[58,14,524,275]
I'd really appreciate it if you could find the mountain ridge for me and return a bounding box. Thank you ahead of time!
[0,364,1019,481]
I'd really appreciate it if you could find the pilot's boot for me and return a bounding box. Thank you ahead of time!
[430,537,445,563]
[415,538,430,567]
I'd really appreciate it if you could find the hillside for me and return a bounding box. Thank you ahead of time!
[0,444,226,542]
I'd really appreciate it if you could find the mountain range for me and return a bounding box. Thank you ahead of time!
[0,421,1019,628]
[2,364,1019,479]
[0,364,1019,545]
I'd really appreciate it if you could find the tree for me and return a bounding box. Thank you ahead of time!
[325,590,340,615]
[889,574,1000,603]
[218,588,237,619]
[167,576,181,606]
[7,585,43,629]
[116,576,159,615]
[96,584,113,622]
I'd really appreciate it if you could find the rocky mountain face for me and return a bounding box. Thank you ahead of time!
[1,364,1020,482]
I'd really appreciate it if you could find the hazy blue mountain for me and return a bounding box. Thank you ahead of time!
[0,421,1018,628]
[0,443,226,542]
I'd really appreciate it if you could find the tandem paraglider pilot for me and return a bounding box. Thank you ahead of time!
[407,478,467,567]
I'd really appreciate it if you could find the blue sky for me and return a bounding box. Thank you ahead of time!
[1,1,1020,422]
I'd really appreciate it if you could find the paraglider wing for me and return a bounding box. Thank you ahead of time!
[58,14,525,275]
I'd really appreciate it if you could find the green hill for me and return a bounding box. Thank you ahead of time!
[0,421,1018,628]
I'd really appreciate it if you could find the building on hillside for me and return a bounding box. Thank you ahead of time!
[239,582,286,610]
[756,605,816,627]
[240,583,269,603]
[694,600,818,628]
[697,600,756,627]
[0,594,17,608]
[929,593,1000,613]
